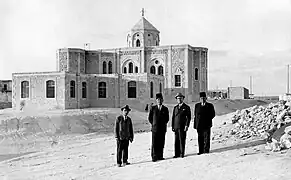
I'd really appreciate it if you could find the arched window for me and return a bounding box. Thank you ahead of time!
[136,39,140,47]
[128,81,137,98]
[82,82,87,98]
[98,82,106,98]
[108,61,113,74]
[174,75,181,87]
[135,66,138,73]
[159,83,162,93]
[195,68,199,81]
[150,66,156,74]
[123,67,127,73]
[103,61,107,74]
[46,80,55,98]
[21,81,29,98]
[150,82,154,98]
[70,80,75,98]
[158,66,163,76]
[129,62,133,73]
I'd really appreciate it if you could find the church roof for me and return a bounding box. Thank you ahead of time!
[131,17,159,32]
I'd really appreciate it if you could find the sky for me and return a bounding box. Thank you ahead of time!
[1,0,291,96]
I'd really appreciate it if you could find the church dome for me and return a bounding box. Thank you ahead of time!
[131,17,160,33]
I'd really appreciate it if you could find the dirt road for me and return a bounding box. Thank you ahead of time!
[1,113,291,180]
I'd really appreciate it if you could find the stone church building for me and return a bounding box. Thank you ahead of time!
[12,14,208,111]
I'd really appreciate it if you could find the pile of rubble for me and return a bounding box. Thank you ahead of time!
[230,101,291,151]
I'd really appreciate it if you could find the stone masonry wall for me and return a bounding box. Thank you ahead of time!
[85,51,99,74]
[12,72,66,110]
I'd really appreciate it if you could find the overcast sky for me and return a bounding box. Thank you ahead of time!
[1,0,291,96]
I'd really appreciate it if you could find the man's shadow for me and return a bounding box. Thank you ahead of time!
[186,139,266,157]
[131,139,266,166]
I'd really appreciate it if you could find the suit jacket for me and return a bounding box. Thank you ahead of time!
[172,103,191,130]
[114,115,134,140]
[148,105,169,132]
[194,102,215,130]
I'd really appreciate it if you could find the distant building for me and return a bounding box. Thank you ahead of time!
[0,80,12,102]
[227,86,249,99]
[255,96,279,101]
[207,89,227,99]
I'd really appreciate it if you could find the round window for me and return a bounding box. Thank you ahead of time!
[155,60,159,64]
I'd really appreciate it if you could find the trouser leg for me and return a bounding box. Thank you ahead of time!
[180,130,186,156]
[197,130,205,154]
[174,131,181,156]
[160,131,166,158]
[151,132,158,160]
[116,139,122,164]
[122,139,129,163]
[204,128,211,153]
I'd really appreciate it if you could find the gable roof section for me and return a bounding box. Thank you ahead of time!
[131,17,159,32]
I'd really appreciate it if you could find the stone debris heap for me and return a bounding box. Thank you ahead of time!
[230,101,291,151]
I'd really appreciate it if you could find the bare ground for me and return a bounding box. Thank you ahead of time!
[1,99,290,180]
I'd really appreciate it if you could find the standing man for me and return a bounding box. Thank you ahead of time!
[194,92,215,155]
[148,93,169,162]
[172,93,191,158]
[114,105,134,167]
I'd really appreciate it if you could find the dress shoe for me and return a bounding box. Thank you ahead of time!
[152,159,157,162]
[117,164,122,167]
[123,162,130,166]
[181,154,185,158]
[197,153,203,155]
[173,156,179,158]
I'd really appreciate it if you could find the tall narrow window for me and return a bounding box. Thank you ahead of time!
[129,62,133,73]
[70,80,75,98]
[128,81,136,98]
[103,61,107,74]
[136,39,140,47]
[135,66,138,73]
[3,84,7,91]
[21,81,29,98]
[108,61,113,74]
[123,67,127,73]
[150,82,154,98]
[195,68,199,81]
[159,83,162,93]
[82,82,87,98]
[150,66,156,74]
[98,82,106,98]
[158,66,163,76]
[174,75,181,87]
[46,80,55,98]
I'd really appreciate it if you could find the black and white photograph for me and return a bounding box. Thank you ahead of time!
[1,0,291,179]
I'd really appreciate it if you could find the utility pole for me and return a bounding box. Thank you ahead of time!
[250,76,252,94]
[287,64,290,95]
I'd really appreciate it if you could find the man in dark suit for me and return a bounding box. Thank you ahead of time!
[194,92,215,155]
[172,92,191,158]
[114,105,134,167]
[148,93,169,162]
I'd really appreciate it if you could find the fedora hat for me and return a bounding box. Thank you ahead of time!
[175,92,185,99]
[199,92,206,98]
[156,93,163,99]
[121,105,131,111]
